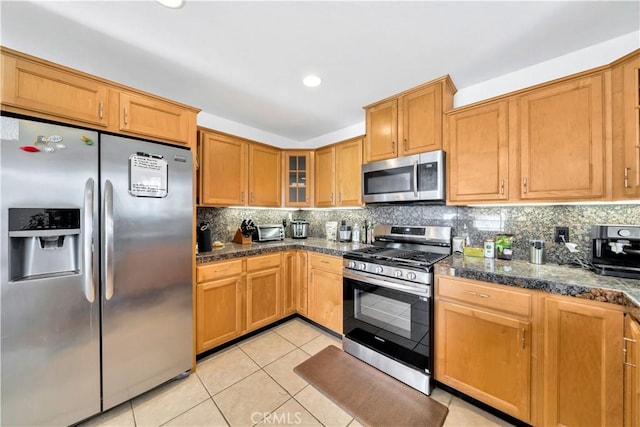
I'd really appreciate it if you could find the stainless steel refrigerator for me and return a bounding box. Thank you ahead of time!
[0,116,194,426]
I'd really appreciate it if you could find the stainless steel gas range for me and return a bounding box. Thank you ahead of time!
[342,224,452,395]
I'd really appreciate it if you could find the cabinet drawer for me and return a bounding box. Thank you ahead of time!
[246,253,281,272]
[197,259,244,282]
[436,276,531,317]
[309,253,342,274]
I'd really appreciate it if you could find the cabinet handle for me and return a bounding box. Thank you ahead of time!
[338,192,342,203]
[404,139,408,151]
[392,141,396,154]
[251,192,255,203]
[500,179,505,195]
[624,336,637,367]
[523,177,528,194]
[521,328,526,349]
[241,191,245,203]
[321,260,329,264]
[465,290,490,298]
[123,108,128,125]
[98,101,104,120]
[330,192,334,203]
[624,167,631,189]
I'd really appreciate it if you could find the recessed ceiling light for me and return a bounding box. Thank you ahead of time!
[303,75,322,88]
[156,0,184,9]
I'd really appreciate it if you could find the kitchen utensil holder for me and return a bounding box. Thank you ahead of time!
[232,229,252,245]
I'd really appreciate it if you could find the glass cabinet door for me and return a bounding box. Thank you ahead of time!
[284,151,312,207]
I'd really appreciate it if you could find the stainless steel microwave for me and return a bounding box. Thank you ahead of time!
[362,150,445,203]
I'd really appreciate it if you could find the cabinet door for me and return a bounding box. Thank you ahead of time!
[399,84,442,155]
[314,146,336,207]
[1,54,108,127]
[446,101,509,203]
[199,132,247,206]
[119,92,192,145]
[624,315,639,427]
[612,52,640,199]
[282,252,296,316]
[519,74,605,200]
[296,251,309,316]
[365,98,398,162]
[336,137,363,207]
[249,143,281,207]
[283,151,312,207]
[543,297,623,427]
[196,277,244,352]
[308,268,342,334]
[246,267,281,331]
[435,300,531,422]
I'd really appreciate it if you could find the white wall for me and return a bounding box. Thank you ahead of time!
[199,30,639,148]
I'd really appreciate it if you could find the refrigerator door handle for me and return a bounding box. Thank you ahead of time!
[104,179,115,300]
[84,178,96,303]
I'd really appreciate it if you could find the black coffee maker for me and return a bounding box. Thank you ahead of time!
[197,222,212,252]
[591,224,640,279]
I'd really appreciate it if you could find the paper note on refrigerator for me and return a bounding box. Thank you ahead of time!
[129,153,168,198]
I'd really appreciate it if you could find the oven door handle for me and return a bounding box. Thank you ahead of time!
[343,270,431,298]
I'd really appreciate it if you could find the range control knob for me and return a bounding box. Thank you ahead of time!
[358,263,367,270]
[375,266,384,274]
[407,272,417,280]
[394,270,403,278]
[348,261,356,269]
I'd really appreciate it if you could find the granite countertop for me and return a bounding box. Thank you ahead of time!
[436,255,640,311]
[197,238,640,313]
[196,237,369,264]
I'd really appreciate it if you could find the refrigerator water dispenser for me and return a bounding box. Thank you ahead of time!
[8,208,81,281]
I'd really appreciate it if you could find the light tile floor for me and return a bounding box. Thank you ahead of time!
[80,318,514,427]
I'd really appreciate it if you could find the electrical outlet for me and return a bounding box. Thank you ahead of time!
[554,226,569,243]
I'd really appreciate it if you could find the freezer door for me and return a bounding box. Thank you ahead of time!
[0,117,101,426]
[100,134,193,410]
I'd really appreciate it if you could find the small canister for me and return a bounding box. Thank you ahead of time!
[484,238,495,258]
[529,240,545,264]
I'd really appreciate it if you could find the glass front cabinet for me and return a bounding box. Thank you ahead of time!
[283,151,313,207]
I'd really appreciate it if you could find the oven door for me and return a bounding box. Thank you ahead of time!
[343,271,432,373]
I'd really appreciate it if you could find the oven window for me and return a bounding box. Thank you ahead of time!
[355,289,411,339]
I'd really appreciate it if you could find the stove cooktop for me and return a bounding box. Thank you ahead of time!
[344,246,449,267]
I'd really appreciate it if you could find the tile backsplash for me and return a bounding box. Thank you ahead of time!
[197,204,640,265]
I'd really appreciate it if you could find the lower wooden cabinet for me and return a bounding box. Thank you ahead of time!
[542,296,624,426]
[435,276,532,422]
[195,259,245,353]
[625,314,640,427]
[246,254,281,331]
[307,253,343,334]
[296,251,309,316]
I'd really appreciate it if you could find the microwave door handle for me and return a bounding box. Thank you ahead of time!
[413,160,418,197]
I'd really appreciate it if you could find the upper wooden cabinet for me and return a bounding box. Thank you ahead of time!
[283,151,313,207]
[116,91,194,146]
[364,76,456,163]
[198,128,281,207]
[314,136,363,207]
[1,47,199,148]
[1,52,109,128]
[612,50,640,200]
[518,72,606,201]
[445,100,510,204]
[248,143,281,207]
[199,130,247,206]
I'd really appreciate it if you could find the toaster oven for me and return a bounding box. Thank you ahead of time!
[253,224,285,242]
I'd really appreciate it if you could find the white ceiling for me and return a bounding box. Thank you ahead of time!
[1,1,639,146]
